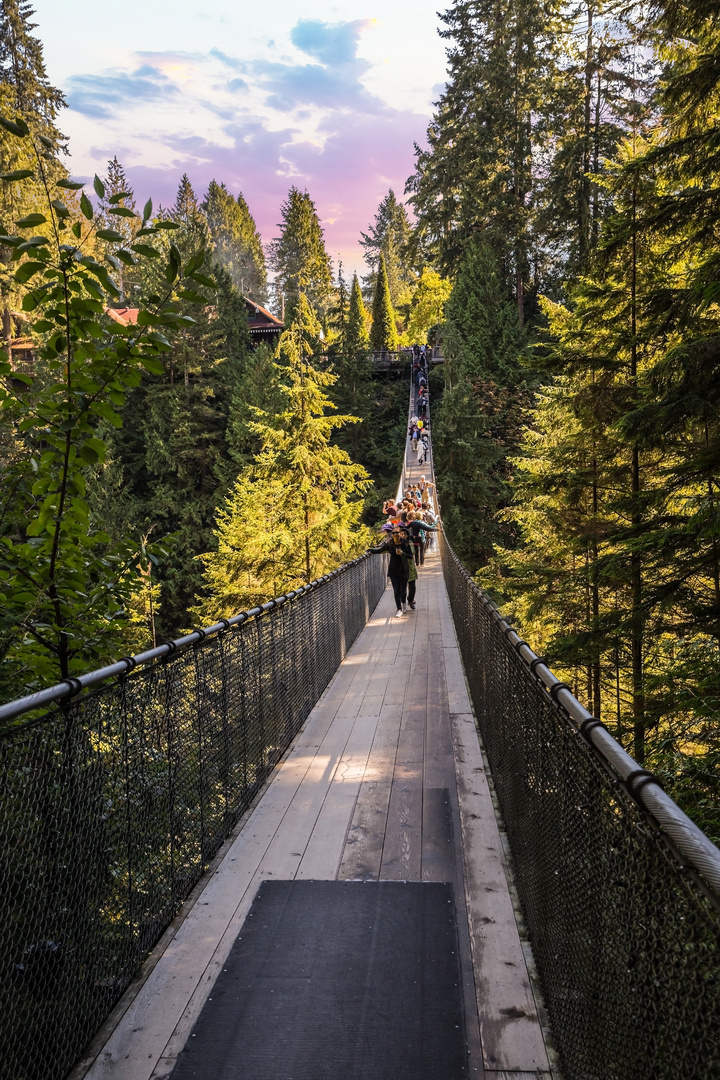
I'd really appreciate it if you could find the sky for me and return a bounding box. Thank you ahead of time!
[32,0,448,282]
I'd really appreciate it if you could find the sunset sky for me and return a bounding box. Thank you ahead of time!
[32,0,448,279]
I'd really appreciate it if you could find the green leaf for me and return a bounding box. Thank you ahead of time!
[15,213,47,228]
[187,272,216,290]
[80,192,93,220]
[50,200,71,219]
[136,309,161,326]
[21,293,38,311]
[176,289,206,303]
[131,243,160,258]
[0,115,28,137]
[14,261,45,283]
[96,229,125,242]
[57,179,85,190]
[32,319,54,332]
[143,197,153,221]
[71,222,82,239]
[184,252,205,275]
[38,134,54,149]
[16,238,49,253]
[108,206,136,218]
[155,221,181,230]
[115,249,136,266]
[90,400,122,426]
[108,192,132,205]
[93,174,106,199]
[0,169,34,180]
[135,227,158,237]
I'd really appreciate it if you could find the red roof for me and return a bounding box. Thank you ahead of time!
[245,298,284,335]
[106,307,139,326]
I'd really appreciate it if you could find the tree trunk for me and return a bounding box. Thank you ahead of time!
[579,3,594,266]
[630,182,644,763]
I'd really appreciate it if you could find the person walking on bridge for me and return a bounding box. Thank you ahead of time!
[369,527,413,617]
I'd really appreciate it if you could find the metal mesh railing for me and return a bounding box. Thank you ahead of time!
[0,552,386,1080]
[441,535,720,1080]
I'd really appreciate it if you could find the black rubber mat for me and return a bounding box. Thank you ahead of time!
[170,879,467,1080]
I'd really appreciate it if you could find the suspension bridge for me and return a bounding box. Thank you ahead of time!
[0,375,718,1080]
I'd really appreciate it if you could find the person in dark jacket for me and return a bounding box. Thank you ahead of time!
[369,528,414,616]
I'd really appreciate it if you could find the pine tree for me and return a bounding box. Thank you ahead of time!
[407,0,566,319]
[0,0,65,126]
[93,266,252,635]
[0,0,68,343]
[195,293,371,616]
[360,190,415,308]
[369,253,398,353]
[268,186,333,322]
[345,272,370,356]
[203,180,267,302]
[432,237,527,565]
[98,156,138,299]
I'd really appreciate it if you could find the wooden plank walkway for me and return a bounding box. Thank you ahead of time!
[76,431,552,1080]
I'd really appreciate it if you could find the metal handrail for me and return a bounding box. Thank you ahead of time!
[441,537,720,897]
[0,552,376,727]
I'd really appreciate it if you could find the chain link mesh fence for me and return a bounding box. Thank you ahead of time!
[441,535,720,1080]
[0,552,386,1080]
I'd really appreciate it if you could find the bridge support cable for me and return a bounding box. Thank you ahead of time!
[440,533,720,1080]
[0,553,386,1080]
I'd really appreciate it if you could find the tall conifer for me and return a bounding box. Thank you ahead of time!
[268,186,333,322]
[195,294,371,614]
[203,180,267,302]
[369,253,398,353]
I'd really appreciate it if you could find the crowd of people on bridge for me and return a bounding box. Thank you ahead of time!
[369,347,441,618]
[370,481,441,617]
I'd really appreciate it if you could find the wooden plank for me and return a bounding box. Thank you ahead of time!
[296,712,379,879]
[338,704,403,880]
[379,761,423,880]
[451,707,549,1074]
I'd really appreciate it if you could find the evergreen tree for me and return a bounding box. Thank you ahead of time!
[360,190,415,308]
[268,186,333,322]
[0,0,65,125]
[0,0,68,343]
[369,253,398,352]
[98,156,139,299]
[433,238,527,565]
[195,293,371,616]
[345,272,370,357]
[93,266,252,636]
[203,179,267,303]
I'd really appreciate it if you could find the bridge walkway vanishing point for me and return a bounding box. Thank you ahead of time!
[75,441,552,1080]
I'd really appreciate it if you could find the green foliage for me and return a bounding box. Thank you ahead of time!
[195,293,371,617]
[344,272,369,356]
[360,189,415,309]
[432,239,526,565]
[369,253,398,353]
[268,186,333,322]
[0,118,214,698]
[91,263,253,638]
[203,179,267,303]
[403,267,451,346]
